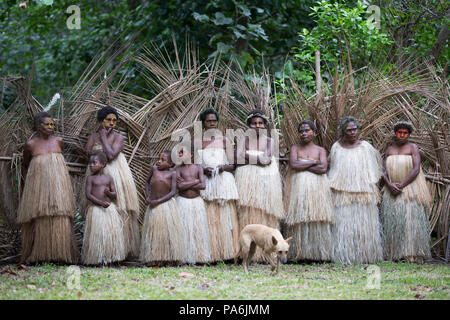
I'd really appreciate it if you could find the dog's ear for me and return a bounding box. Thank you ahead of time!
[272,236,278,245]
[285,237,292,244]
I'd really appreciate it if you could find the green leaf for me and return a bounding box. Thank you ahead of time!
[237,4,251,17]
[212,12,233,25]
[217,42,231,53]
[193,12,210,22]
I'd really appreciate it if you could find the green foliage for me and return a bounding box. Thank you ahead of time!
[377,0,449,66]
[0,0,319,104]
[0,0,445,105]
[289,0,392,94]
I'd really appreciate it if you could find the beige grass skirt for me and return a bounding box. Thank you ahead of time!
[86,147,140,258]
[205,200,239,261]
[21,216,79,264]
[285,169,334,262]
[176,196,212,264]
[82,202,125,265]
[286,222,332,262]
[382,155,431,261]
[331,192,383,265]
[17,153,78,264]
[139,198,184,263]
[17,153,75,223]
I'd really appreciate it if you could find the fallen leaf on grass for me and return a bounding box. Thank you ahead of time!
[26,284,37,290]
[77,291,82,297]
[15,264,29,271]
[1,266,18,276]
[178,272,194,278]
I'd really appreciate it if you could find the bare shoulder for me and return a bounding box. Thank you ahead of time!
[315,144,327,154]
[385,145,394,156]
[86,174,94,183]
[409,142,419,151]
[114,131,124,142]
[25,137,36,149]
[54,135,63,143]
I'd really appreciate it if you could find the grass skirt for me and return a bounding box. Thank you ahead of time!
[17,153,75,223]
[103,152,140,258]
[286,170,334,224]
[139,198,184,263]
[17,153,78,264]
[286,223,332,262]
[328,141,382,194]
[82,203,125,265]
[382,155,431,261]
[285,169,334,261]
[21,216,79,264]
[328,141,383,265]
[88,146,140,258]
[331,193,383,265]
[235,157,284,220]
[198,148,240,261]
[176,196,212,264]
[205,201,239,261]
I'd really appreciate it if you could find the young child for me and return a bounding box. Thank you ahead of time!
[139,150,184,265]
[82,151,126,265]
[176,146,212,264]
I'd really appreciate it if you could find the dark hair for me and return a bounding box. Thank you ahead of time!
[339,116,359,135]
[394,122,413,134]
[90,150,108,164]
[33,111,52,130]
[246,109,268,126]
[200,109,219,123]
[298,119,316,132]
[97,106,119,122]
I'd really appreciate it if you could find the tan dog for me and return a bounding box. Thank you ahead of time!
[235,224,292,274]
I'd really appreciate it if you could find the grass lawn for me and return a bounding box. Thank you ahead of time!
[0,261,449,300]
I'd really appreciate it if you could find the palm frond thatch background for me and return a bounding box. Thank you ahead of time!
[0,42,448,263]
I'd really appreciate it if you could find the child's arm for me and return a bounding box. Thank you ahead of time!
[145,166,154,205]
[191,165,206,190]
[150,171,177,208]
[105,176,117,200]
[85,176,110,208]
[176,170,200,190]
